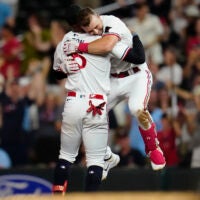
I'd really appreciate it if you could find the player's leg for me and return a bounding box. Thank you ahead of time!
[82,108,108,191]
[52,100,83,194]
[128,65,166,170]
[101,77,122,180]
[101,146,120,181]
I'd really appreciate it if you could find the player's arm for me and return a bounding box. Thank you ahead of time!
[70,35,119,55]
[111,34,145,64]
[87,35,119,54]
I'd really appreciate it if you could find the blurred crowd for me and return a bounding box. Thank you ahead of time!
[0,0,200,170]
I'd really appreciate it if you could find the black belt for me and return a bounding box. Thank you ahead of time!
[111,67,140,78]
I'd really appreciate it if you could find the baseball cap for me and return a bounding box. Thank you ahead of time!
[65,4,82,26]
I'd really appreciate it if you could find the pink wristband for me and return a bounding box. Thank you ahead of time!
[78,43,89,53]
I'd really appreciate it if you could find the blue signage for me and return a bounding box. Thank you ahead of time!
[0,174,52,197]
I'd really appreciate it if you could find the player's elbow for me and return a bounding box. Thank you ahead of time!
[103,43,114,53]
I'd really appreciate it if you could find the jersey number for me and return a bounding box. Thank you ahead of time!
[72,53,86,69]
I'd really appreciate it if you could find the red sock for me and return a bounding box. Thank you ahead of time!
[139,123,158,154]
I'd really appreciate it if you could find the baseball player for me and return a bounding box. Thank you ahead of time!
[63,6,166,172]
[52,31,111,194]
[51,16,139,193]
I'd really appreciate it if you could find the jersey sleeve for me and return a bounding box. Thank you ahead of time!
[102,15,129,40]
[53,42,68,79]
[53,42,63,71]
[111,41,130,60]
[111,34,145,64]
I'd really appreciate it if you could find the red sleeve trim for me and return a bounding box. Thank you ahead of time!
[121,47,131,60]
[102,33,121,40]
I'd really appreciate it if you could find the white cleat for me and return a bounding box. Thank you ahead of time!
[102,153,120,181]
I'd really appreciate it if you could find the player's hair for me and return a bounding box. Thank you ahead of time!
[77,7,96,27]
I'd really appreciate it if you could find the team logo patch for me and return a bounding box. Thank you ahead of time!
[0,174,52,197]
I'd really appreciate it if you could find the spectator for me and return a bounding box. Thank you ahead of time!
[124,2,164,65]
[181,52,200,91]
[157,113,180,167]
[0,2,14,29]
[0,23,22,80]
[157,47,183,87]
[0,79,34,166]
[186,18,200,56]
[114,126,147,168]
[32,92,63,166]
[21,13,51,74]
[169,77,200,167]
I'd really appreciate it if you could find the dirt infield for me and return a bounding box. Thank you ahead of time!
[2,192,200,200]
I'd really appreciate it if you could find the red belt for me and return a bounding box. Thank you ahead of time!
[67,91,104,100]
[111,67,140,78]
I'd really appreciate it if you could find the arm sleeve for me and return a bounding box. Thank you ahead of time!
[53,70,67,80]
[53,42,62,71]
[123,34,145,64]
[111,34,145,64]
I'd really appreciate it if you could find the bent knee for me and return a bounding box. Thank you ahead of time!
[129,104,144,117]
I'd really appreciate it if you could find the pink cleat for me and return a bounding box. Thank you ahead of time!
[149,148,166,170]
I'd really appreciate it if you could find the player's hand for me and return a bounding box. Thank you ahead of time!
[60,56,80,74]
[63,40,79,55]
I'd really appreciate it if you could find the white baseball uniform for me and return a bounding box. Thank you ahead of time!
[53,31,112,168]
[53,31,130,168]
[101,15,166,169]
[101,15,153,117]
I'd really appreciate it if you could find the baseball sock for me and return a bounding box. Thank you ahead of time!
[52,159,72,194]
[139,123,158,154]
[85,165,103,192]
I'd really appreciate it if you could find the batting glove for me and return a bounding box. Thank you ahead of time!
[60,56,80,74]
[63,40,79,55]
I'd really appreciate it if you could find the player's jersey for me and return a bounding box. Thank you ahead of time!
[101,15,137,74]
[53,31,111,95]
